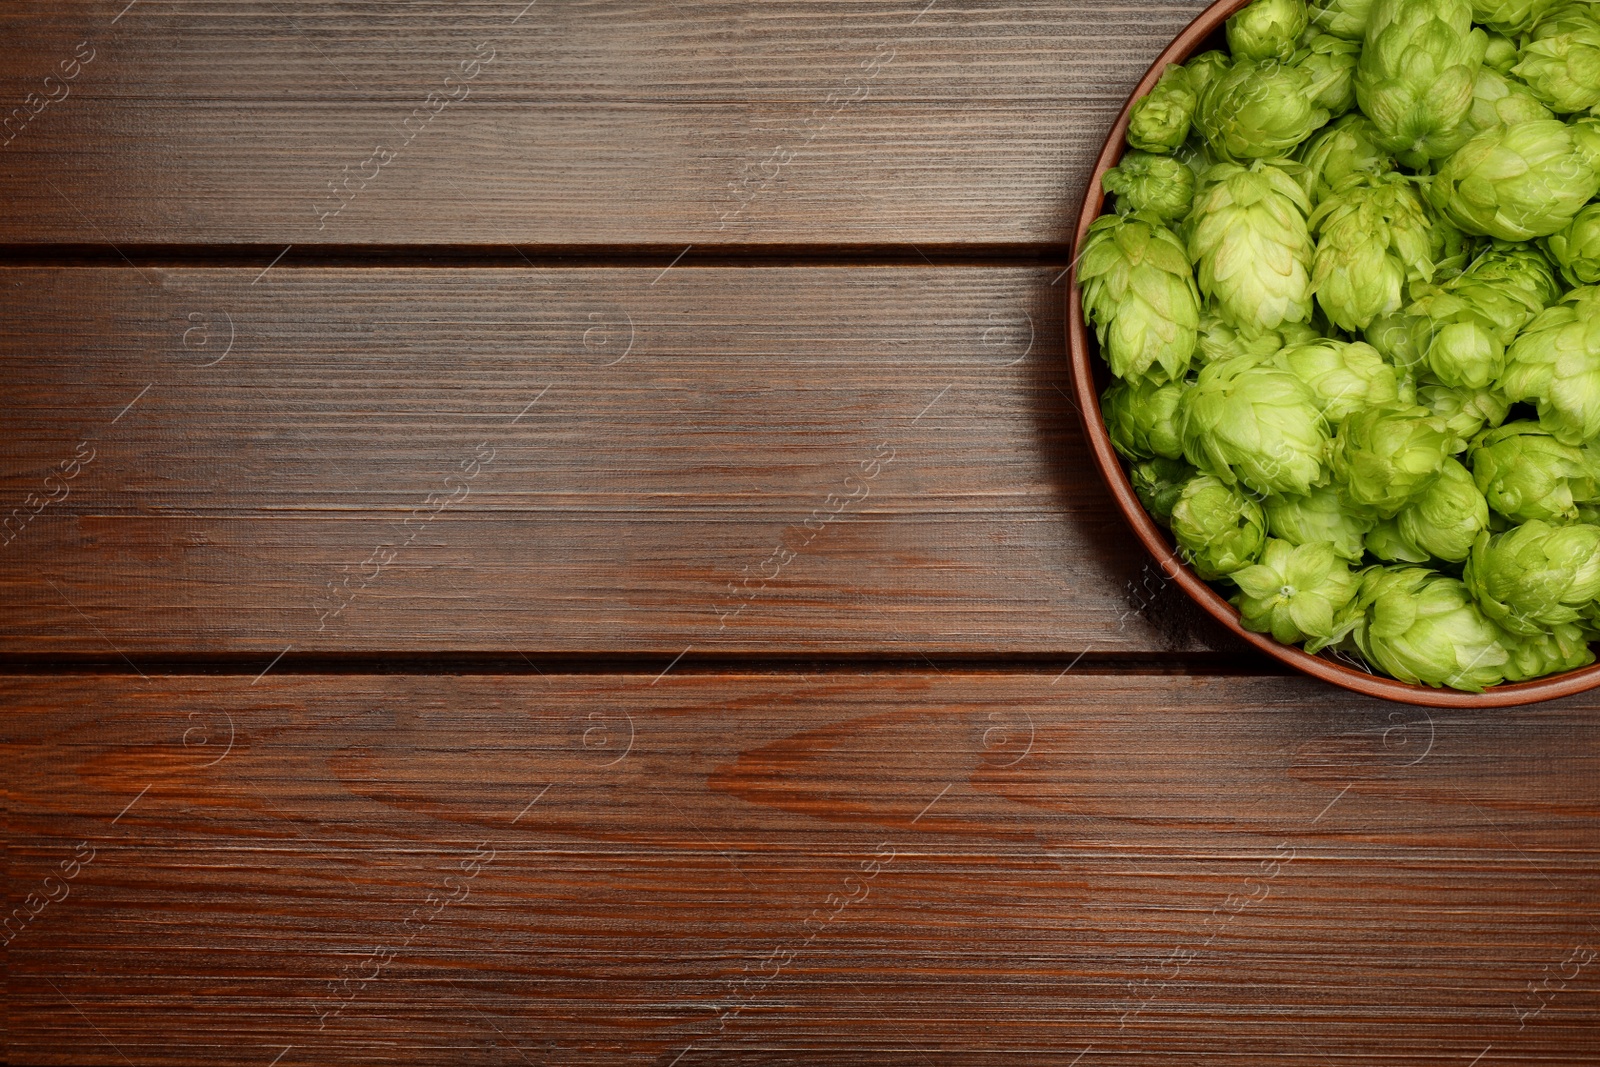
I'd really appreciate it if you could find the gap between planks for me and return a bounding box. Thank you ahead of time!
[0,242,1075,271]
[0,650,1281,678]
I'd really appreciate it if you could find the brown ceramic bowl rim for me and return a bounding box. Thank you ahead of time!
[1066,0,1600,708]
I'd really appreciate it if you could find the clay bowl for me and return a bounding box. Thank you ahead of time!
[1066,0,1600,707]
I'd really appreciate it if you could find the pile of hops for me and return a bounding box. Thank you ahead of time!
[1082,0,1600,690]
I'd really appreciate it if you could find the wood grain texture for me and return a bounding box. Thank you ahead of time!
[0,266,1234,657]
[0,0,1202,245]
[7,672,1600,1065]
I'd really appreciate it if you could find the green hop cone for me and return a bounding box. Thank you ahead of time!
[1460,67,1555,141]
[1365,308,1430,372]
[1189,161,1315,334]
[1102,377,1187,460]
[1395,455,1491,560]
[1471,0,1564,34]
[1079,212,1201,383]
[1430,118,1600,240]
[1364,515,1433,561]
[1500,623,1597,680]
[1454,239,1564,313]
[1512,4,1600,114]
[1545,201,1600,284]
[1410,240,1562,388]
[1416,378,1511,440]
[1174,134,1220,187]
[1355,0,1488,168]
[1272,337,1410,423]
[1128,64,1200,154]
[1329,404,1454,517]
[1464,519,1600,634]
[1197,59,1331,163]
[1195,311,1321,365]
[1229,0,1311,60]
[1230,538,1361,644]
[1265,485,1376,560]
[1170,473,1269,579]
[1181,354,1331,495]
[1185,50,1236,101]
[1130,456,1196,526]
[1298,33,1362,115]
[1347,566,1510,691]
[1404,285,1509,388]
[1468,421,1588,522]
[1309,0,1380,38]
[1296,114,1395,204]
[1482,30,1522,74]
[1575,437,1600,503]
[1103,151,1196,221]
[1430,210,1479,283]
[1309,172,1439,331]
[1500,285,1600,444]
[1414,244,1561,390]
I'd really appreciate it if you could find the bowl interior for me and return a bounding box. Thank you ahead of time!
[1066,0,1600,708]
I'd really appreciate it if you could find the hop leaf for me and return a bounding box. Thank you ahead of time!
[1189,161,1316,333]
[1079,212,1202,383]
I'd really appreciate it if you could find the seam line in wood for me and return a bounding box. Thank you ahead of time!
[0,651,1282,677]
[0,243,1073,270]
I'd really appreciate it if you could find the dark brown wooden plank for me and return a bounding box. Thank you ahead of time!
[0,265,1230,656]
[0,0,1200,245]
[7,671,1600,1065]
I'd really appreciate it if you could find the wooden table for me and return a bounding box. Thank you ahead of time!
[4,2,1597,1063]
